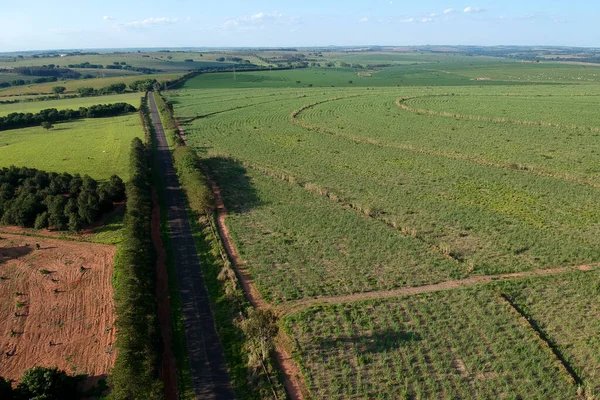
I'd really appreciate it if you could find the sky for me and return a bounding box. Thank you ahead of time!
[1,0,598,52]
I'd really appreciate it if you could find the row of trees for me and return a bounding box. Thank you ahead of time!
[109,135,163,399]
[0,166,125,231]
[0,76,58,88]
[0,102,137,131]
[13,66,81,79]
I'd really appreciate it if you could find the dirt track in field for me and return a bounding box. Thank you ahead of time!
[280,264,598,315]
[0,233,116,387]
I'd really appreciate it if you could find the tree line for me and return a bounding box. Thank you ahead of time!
[108,134,163,399]
[0,166,125,231]
[0,102,137,131]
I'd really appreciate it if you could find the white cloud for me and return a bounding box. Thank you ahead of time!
[122,17,180,28]
[358,17,369,23]
[103,16,114,21]
[399,17,415,23]
[464,6,486,13]
[429,13,437,17]
[421,18,433,23]
[222,12,295,31]
[443,8,454,14]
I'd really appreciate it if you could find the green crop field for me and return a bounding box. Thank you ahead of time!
[0,92,142,116]
[165,58,600,398]
[284,288,576,399]
[0,114,142,180]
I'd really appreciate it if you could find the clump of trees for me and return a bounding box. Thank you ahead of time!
[109,137,163,399]
[14,66,81,79]
[129,79,158,92]
[0,366,84,400]
[0,166,125,231]
[0,102,137,131]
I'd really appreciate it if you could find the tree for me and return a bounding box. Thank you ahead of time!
[41,121,53,130]
[16,367,81,400]
[51,86,66,94]
[239,308,279,369]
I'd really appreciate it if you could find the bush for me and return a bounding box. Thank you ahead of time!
[15,367,81,400]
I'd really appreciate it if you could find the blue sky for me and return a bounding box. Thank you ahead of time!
[1,0,598,51]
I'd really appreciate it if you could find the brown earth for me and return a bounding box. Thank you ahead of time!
[151,189,178,400]
[0,233,116,387]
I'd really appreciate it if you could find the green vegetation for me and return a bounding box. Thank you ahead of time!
[0,366,87,400]
[0,92,141,117]
[283,289,575,399]
[109,137,162,399]
[153,91,286,398]
[0,102,136,131]
[0,114,143,180]
[166,57,600,398]
[500,271,600,396]
[0,73,182,96]
[0,166,124,230]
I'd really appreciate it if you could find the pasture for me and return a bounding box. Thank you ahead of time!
[0,92,141,117]
[0,114,142,180]
[167,59,600,398]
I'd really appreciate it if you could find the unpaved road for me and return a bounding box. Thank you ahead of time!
[148,93,233,400]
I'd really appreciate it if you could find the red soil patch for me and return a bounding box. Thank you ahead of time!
[0,233,116,386]
[151,189,178,400]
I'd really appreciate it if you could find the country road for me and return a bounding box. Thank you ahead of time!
[148,93,234,400]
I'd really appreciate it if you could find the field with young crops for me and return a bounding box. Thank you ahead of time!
[284,288,576,399]
[167,61,600,398]
[0,114,142,180]
[0,92,141,116]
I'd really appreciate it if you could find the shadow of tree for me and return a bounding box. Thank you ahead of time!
[0,246,33,264]
[317,329,421,354]
[201,156,263,214]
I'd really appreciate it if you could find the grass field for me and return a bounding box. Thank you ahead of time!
[166,59,600,398]
[0,114,142,180]
[0,73,182,97]
[0,92,142,116]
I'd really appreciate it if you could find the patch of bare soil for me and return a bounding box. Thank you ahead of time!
[0,233,116,387]
[151,189,178,400]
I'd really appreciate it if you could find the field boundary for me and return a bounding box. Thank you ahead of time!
[280,264,598,315]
